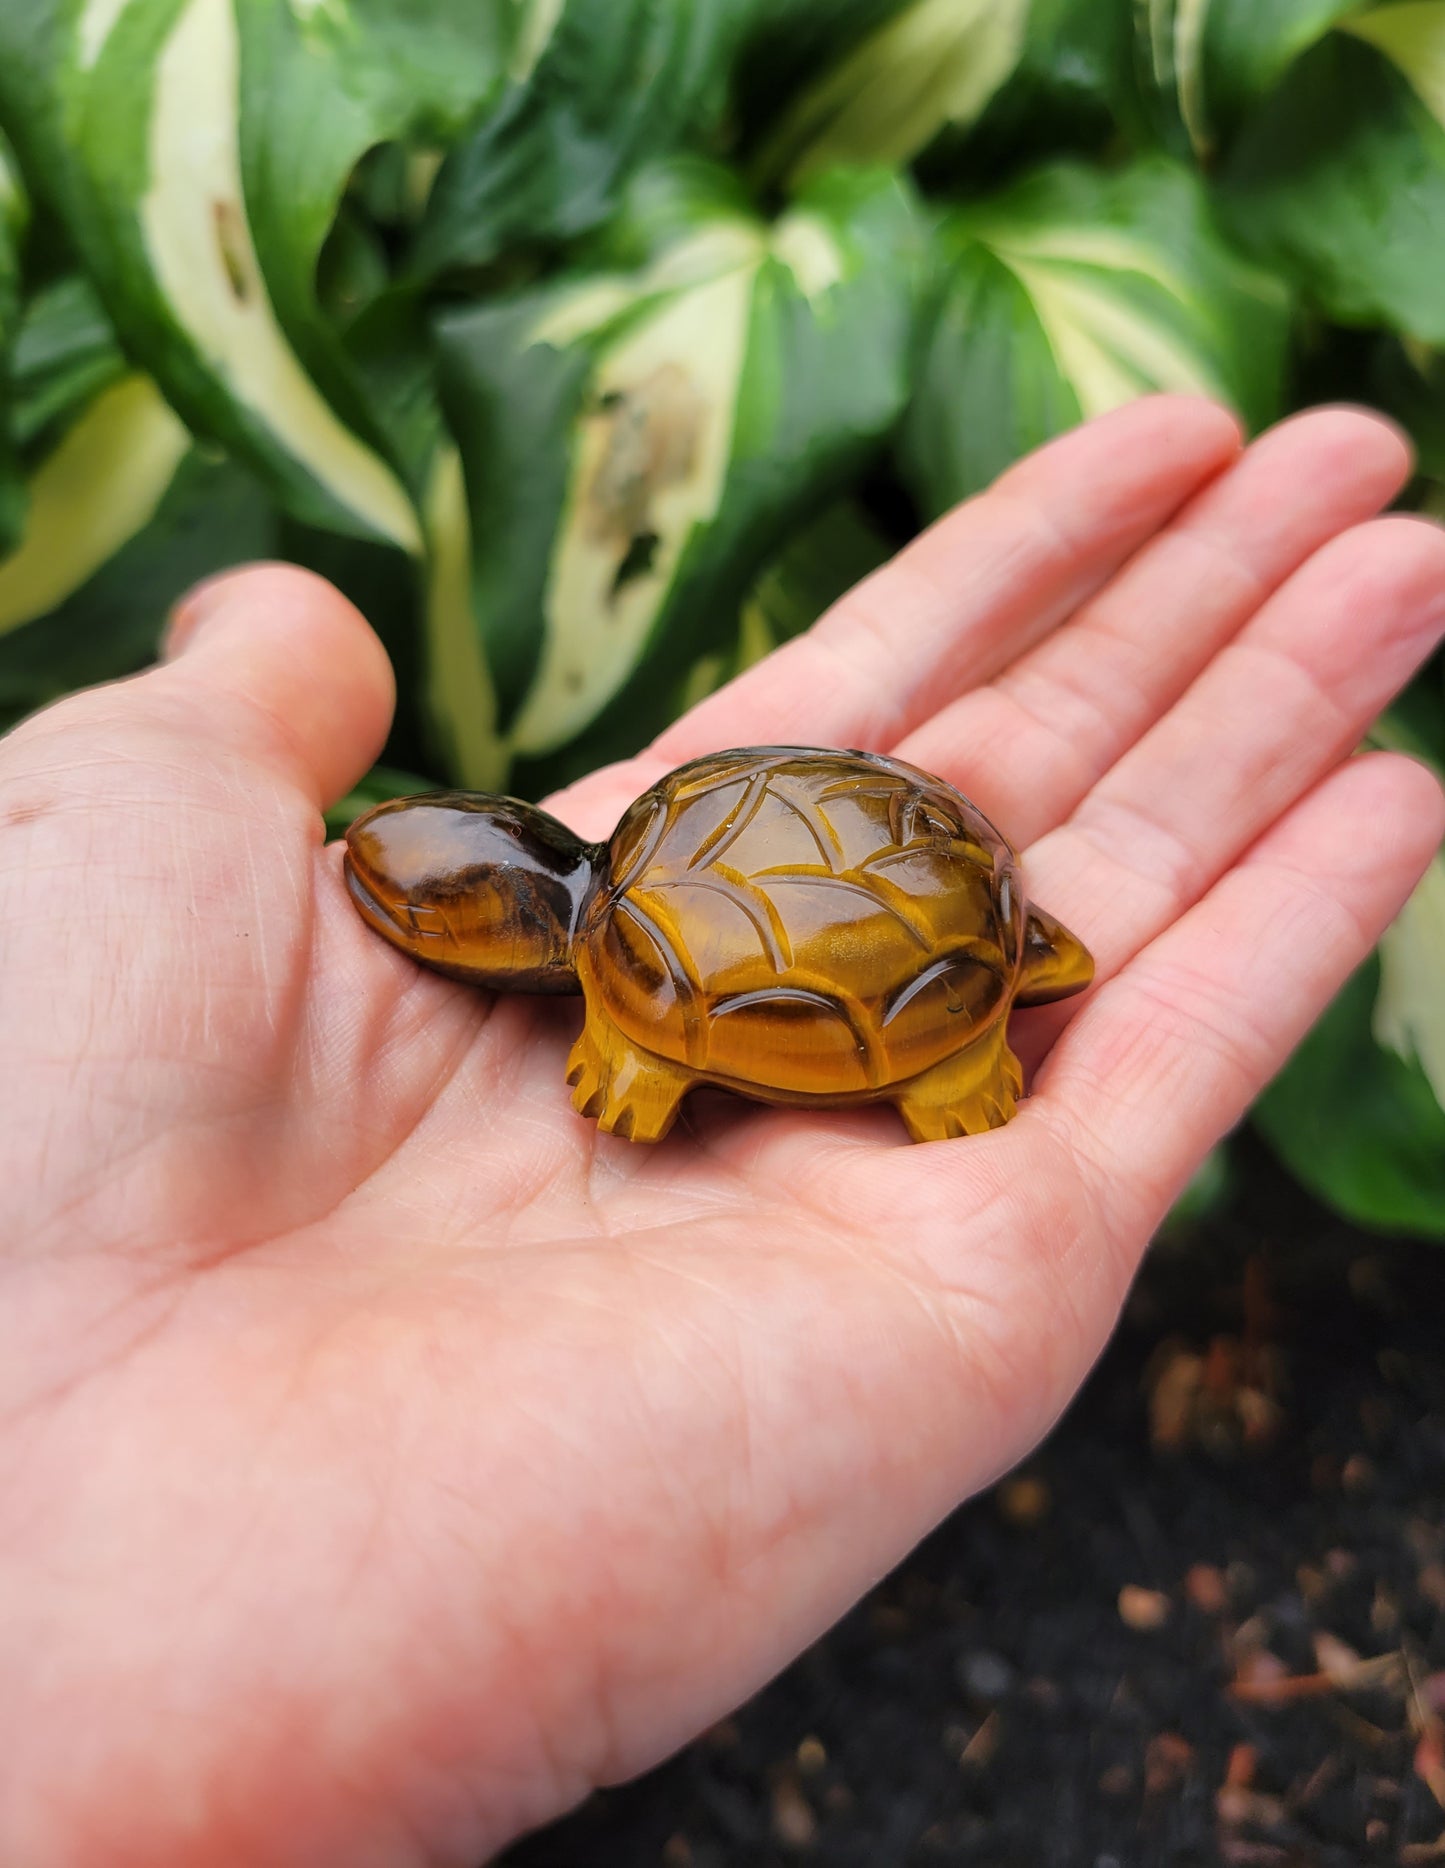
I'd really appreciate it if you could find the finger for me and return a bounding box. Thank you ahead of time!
[1017,514,1445,1027]
[156,563,395,811]
[548,397,1241,839]
[1035,753,1445,1246]
[894,406,1414,844]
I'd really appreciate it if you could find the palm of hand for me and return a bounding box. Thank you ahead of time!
[2,400,1442,1867]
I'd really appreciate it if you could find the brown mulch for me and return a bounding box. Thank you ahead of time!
[501,1137,1445,1868]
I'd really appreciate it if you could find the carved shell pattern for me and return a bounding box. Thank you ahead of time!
[581,751,1024,1095]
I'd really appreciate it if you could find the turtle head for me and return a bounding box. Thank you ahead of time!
[343,793,600,994]
[1015,902,1095,1008]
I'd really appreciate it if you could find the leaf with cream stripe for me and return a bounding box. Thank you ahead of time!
[755,0,1031,185]
[0,0,519,545]
[432,162,922,792]
[1375,851,1445,1111]
[1343,1,1445,122]
[0,132,24,556]
[899,156,1289,517]
[1138,0,1364,149]
[1256,675,1445,1237]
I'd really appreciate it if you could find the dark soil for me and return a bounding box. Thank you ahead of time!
[501,1136,1445,1868]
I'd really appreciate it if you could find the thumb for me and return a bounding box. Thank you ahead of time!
[157,562,395,811]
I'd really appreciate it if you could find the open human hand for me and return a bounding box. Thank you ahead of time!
[2,398,1442,1867]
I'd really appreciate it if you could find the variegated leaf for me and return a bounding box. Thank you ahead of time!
[1343,2,1445,123]
[432,163,921,790]
[0,131,25,555]
[900,156,1289,517]
[0,373,189,635]
[0,0,519,546]
[1257,681,1445,1237]
[1137,0,1364,151]
[415,0,749,280]
[1375,850,1445,1113]
[756,0,1032,184]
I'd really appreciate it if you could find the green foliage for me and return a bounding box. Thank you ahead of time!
[12,275,129,454]
[1218,32,1445,343]
[0,130,26,557]
[1255,954,1445,1237]
[0,450,273,733]
[751,0,1033,185]
[900,155,1291,515]
[0,0,1442,1232]
[415,0,749,278]
[1255,672,1445,1236]
[431,161,922,791]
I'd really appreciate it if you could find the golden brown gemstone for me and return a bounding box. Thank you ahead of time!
[343,747,1094,1143]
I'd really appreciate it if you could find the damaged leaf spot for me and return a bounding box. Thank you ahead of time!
[212,198,253,304]
[610,530,661,605]
[584,363,706,597]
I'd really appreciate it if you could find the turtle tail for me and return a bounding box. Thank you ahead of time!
[1015,904,1094,1007]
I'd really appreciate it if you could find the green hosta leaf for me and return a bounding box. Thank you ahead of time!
[741,0,1129,181]
[1216,17,1445,343]
[1378,662,1445,770]
[418,443,507,793]
[0,379,428,759]
[575,158,763,274]
[1367,336,1445,481]
[1346,1,1445,116]
[11,274,128,453]
[414,0,746,281]
[730,0,909,148]
[1373,677,1445,1120]
[1255,957,1445,1238]
[0,129,22,251]
[432,163,922,791]
[1375,850,1445,1116]
[0,0,408,546]
[0,373,190,636]
[232,0,514,493]
[755,0,1032,186]
[1258,682,1445,1238]
[0,0,516,548]
[674,605,775,720]
[0,446,276,733]
[899,156,1290,518]
[678,499,895,715]
[950,0,1135,172]
[744,500,894,648]
[0,131,25,556]
[1137,0,1364,153]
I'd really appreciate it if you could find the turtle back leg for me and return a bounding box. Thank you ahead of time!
[566,996,693,1143]
[891,1021,1024,1143]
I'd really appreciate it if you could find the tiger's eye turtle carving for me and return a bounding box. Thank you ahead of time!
[343,747,1094,1143]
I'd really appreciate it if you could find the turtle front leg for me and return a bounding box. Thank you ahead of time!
[565,1005,692,1143]
[892,1025,1025,1143]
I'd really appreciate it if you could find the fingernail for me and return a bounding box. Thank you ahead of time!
[163,569,243,659]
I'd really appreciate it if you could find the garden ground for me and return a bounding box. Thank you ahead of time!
[503,1136,1445,1868]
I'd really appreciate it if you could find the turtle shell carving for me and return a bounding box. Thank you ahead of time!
[582,750,1021,1097]
[342,745,1095,1143]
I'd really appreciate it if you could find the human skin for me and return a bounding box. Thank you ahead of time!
[0,398,1442,1866]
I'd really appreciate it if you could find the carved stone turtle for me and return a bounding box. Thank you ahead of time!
[343,747,1093,1142]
